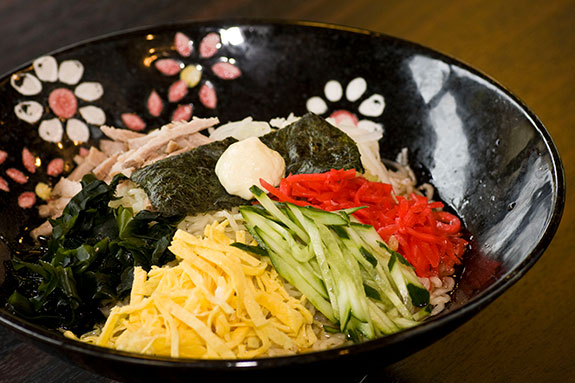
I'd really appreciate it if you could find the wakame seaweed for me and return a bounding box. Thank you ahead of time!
[132,113,364,216]
[7,174,181,333]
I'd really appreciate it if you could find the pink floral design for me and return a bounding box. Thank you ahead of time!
[0,146,65,209]
[121,30,242,131]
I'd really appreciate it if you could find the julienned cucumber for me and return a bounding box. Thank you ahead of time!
[239,186,431,342]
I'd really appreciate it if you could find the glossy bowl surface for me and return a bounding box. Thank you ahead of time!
[0,20,565,382]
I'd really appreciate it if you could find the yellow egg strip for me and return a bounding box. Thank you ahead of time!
[130,267,148,305]
[154,296,180,358]
[179,260,234,315]
[157,298,235,359]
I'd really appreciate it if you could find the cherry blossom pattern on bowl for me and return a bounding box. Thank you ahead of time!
[306,77,385,133]
[121,29,242,131]
[5,56,102,208]
[0,146,66,209]
[11,56,106,144]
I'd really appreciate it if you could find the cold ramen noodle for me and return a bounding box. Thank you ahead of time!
[7,113,467,359]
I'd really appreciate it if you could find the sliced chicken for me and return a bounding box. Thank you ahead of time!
[101,125,146,142]
[99,139,126,156]
[93,153,120,180]
[52,177,82,198]
[68,147,108,181]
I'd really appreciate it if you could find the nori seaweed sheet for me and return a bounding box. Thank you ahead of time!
[131,137,246,216]
[131,113,364,216]
[260,113,364,175]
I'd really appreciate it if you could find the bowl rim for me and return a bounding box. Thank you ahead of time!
[0,18,566,371]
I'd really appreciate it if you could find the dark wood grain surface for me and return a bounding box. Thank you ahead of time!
[0,1,573,382]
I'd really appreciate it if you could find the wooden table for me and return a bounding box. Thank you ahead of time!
[0,1,572,382]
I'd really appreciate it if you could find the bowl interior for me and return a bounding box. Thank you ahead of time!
[0,20,564,376]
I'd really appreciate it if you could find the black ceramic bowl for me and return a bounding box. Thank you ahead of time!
[0,20,565,382]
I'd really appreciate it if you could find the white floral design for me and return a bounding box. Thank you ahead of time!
[306,77,385,133]
[11,55,106,144]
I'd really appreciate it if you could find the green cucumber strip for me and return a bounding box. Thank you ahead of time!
[372,262,413,319]
[252,226,327,300]
[340,237,376,272]
[380,241,414,269]
[317,224,370,326]
[344,224,413,318]
[284,204,307,234]
[308,256,323,280]
[285,203,307,227]
[266,249,335,322]
[250,186,309,242]
[384,251,412,309]
[345,225,389,268]
[323,324,340,333]
[351,221,430,319]
[330,225,349,240]
[364,284,381,300]
[368,300,400,335]
[319,233,353,329]
[238,207,272,250]
[240,207,327,298]
[391,316,421,329]
[388,252,396,270]
[347,316,375,341]
[298,214,340,321]
[349,221,373,229]
[360,246,378,267]
[390,260,412,309]
[297,205,347,226]
[346,327,362,343]
[349,222,385,248]
[258,215,313,263]
[230,242,268,257]
[341,206,367,215]
[397,258,429,307]
[413,305,432,321]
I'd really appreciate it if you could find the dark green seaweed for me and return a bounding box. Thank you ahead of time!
[132,113,364,216]
[7,174,181,333]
